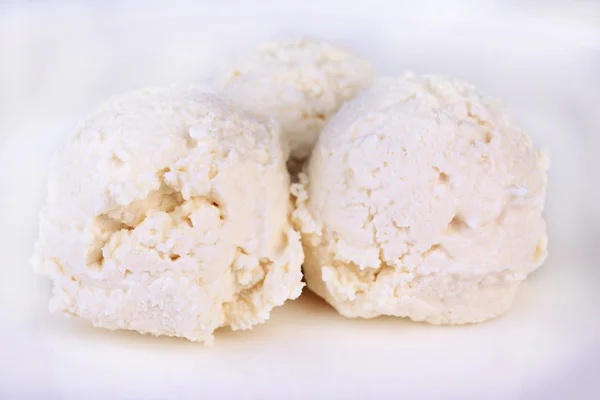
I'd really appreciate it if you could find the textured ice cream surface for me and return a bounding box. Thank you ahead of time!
[217,37,375,166]
[32,87,304,345]
[292,73,549,324]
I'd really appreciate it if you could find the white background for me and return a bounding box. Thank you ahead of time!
[1,1,599,398]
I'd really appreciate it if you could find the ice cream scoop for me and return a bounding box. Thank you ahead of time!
[32,87,304,345]
[292,73,549,324]
[218,37,375,169]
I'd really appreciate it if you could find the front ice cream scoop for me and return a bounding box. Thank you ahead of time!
[292,73,549,324]
[32,87,304,345]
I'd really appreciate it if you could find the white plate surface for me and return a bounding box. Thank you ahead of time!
[1,1,599,399]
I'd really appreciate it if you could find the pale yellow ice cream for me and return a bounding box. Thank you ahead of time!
[217,37,375,165]
[293,74,549,324]
[32,87,304,345]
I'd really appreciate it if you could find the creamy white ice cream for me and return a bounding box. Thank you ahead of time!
[32,87,304,344]
[217,37,375,166]
[293,74,549,324]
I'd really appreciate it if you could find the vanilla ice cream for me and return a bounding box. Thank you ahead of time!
[217,37,375,166]
[32,87,304,344]
[293,74,549,324]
